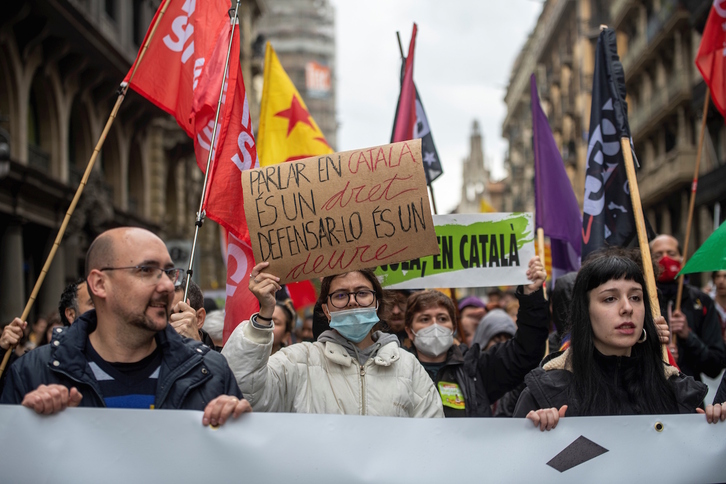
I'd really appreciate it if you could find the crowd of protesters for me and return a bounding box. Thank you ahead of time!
[1,226,725,430]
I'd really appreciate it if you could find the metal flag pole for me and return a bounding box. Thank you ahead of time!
[0,0,174,378]
[183,2,241,301]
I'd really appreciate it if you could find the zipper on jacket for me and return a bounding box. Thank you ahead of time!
[360,364,366,415]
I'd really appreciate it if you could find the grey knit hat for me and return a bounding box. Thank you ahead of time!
[471,309,516,349]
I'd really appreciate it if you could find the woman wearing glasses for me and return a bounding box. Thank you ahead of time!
[222,264,444,417]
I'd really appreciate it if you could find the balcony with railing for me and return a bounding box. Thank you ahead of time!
[610,0,635,28]
[622,33,647,76]
[638,145,696,203]
[620,0,688,81]
[629,71,689,138]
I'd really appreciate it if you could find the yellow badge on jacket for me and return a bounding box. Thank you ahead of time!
[437,381,465,410]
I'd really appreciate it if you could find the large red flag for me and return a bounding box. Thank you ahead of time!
[124,0,230,136]
[127,0,261,342]
[189,20,259,342]
[696,2,726,118]
[392,23,417,142]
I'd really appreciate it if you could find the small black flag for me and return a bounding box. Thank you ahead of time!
[581,28,639,259]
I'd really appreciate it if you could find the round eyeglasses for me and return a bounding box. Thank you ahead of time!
[327,290,376,309]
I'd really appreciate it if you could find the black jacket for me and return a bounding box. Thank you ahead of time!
[715,371,726,405]
[0,311,243,408]
[657,282,726,380]
[420,287,549,417]
[513,349,707,417]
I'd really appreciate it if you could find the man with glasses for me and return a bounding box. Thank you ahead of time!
[1,227,250,427]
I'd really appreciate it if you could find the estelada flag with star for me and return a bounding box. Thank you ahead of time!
[696,1,726,118]
[257,42,333,165]
[391,23,443,184]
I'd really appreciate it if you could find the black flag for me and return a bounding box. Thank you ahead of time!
[414,87,442,183]
[581,28,640,259]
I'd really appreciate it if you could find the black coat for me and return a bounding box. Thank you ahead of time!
[422,287,549,417]
[714,371,726,405]
[657,282,726,380]
[513,349,707,417]
[0,311,243,409]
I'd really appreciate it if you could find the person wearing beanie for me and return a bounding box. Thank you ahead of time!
[472,309,517,350]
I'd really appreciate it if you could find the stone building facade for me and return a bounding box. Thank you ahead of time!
[254,0,337,149]
[0,0,263,323]
[502,0,609,214]
[612,0,726,268]
[502,0,725,281]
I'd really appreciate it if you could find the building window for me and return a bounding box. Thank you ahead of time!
[105,0,117,21]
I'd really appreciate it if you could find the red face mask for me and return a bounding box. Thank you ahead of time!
[657,255,682,282]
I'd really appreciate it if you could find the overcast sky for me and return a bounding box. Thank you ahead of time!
[330,0,543,214]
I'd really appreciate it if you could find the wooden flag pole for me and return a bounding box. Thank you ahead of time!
[0,0,173,378]
[675,88,710,313]
[621,138,668,362]
[536,228,548,300]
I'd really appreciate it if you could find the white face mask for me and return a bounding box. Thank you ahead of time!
[412,323,454,357]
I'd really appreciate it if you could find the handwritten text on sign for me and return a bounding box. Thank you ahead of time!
[242,140,439,284]
[376,213,535,289]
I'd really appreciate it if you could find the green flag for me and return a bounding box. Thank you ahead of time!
[678,221,726,275]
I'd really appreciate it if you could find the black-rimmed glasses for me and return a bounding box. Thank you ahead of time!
[328,290,376,309]
[100,265,185,285]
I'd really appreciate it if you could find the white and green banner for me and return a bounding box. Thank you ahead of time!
[375,213,535,289]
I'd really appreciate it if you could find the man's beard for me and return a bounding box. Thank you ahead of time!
[124,299,170,334]
[387,317,405,333]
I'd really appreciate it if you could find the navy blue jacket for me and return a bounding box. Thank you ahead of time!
[0,310,243,409]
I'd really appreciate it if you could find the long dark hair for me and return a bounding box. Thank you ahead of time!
[568,250,678,415]
[312,269,386,340]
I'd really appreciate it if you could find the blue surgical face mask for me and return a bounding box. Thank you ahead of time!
[328,306,379,343]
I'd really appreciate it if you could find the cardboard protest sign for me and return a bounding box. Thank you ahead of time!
[242,140,439,284]
[375,213,535,289]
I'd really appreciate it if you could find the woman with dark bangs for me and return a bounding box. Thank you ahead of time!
[514,251,726,430]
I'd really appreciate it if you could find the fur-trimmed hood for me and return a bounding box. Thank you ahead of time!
[541,348,680,379]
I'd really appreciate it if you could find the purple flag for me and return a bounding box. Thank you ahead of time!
[531,74,582,278]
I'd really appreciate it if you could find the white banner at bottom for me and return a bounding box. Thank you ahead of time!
[0,406,724,483]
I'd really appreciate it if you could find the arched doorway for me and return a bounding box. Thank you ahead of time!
[27,71,60,176]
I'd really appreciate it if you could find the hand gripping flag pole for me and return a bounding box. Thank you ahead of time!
[183,2,241,302]
[0,0,175,378]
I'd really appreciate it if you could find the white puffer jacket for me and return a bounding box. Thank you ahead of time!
[222,321,444,417]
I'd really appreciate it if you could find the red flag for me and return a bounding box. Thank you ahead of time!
[696,2,726,118]
[392,23,418,142]
[190,14,238,174]
[222,231,259,343]
[191,24,258,341]
[125,0,230,136]
[286,281,318,310]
